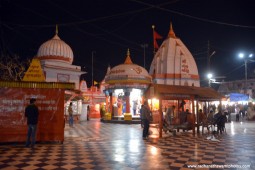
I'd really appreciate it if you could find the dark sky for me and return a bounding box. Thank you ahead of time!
[1,0,255,88]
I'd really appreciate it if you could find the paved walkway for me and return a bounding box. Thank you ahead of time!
[0,118,254,169]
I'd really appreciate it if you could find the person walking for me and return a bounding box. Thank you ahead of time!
[25,98,39,149]
[236,105,240,122]
[68,102,74,127]
[142,101,151,140]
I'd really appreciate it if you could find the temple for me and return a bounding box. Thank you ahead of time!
[149,23,200,86]
[103,49,152,121]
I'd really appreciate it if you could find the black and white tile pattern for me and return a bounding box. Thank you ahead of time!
[0,118,254,170]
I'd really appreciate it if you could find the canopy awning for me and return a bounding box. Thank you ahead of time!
[229,93,249,102]
[145,84,223,101]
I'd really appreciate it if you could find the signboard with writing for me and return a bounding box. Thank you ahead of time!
[181,59,191,78]
[22,59,46,82]
[0,87,65,142]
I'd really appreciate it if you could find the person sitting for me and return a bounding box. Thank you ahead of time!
[214,110,227,134]
[198,109,206,125]
[197,109,207,133]
[165,106,172,125]
[176,109,194,132]
[201,110,214,134]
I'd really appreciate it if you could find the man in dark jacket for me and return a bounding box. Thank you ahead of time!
[142,101,152,140]
[25,98,39,148]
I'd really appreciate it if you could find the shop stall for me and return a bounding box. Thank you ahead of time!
[145,84,223,137]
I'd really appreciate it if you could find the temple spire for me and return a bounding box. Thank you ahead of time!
[124,48,133,64]
[168,22,176,38]
[106,65,111,75]
[55,24,58,35]
[52,24,61,40]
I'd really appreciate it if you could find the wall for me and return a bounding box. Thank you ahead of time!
[0,87,65,143]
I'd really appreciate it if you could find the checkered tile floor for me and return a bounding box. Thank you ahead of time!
[0,116,255,170]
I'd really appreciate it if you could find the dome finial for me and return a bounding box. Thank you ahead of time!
[168,22,176,38]
[56,24,58,35]
[124,48,133,64]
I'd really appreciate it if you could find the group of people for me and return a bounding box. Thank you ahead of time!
[68,103,90,127]
[200,109,227,135]
[24,97,230,147]
[161,106,227,135]
[235,104,248,121]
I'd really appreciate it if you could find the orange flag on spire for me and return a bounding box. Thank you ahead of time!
[153,29,163,50]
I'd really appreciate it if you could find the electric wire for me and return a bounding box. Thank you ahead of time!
[130,0,255,29]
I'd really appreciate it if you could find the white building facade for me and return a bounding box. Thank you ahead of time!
[218,79,255,99]
[149,24,200,87]
[36,29,85,89]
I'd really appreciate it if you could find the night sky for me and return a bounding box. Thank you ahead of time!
[1,0,255,88]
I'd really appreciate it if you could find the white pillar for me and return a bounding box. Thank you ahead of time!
[80,103,88,121]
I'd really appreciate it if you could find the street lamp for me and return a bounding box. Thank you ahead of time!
[239,52,253,94]
[207,73,213,87]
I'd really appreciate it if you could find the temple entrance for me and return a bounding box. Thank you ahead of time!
[112,88,143,117]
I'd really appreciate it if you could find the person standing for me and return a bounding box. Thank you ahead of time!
[87,105,90,121]
[236,105,240,122]
[25,98,39,149]
[140,105,144,128]
[142,101,151,140]
[132,100,138,115]
[68,102,74,127]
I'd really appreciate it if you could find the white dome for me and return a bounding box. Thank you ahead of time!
[36,34,73,64]
[105,50,151,85]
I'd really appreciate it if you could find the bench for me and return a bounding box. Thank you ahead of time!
[164,112,195,135]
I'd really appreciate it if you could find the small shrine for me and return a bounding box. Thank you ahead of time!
[103,49,152,122]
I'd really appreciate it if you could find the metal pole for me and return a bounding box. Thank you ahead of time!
[92,51,96,86]
[245,59,247,94]
[207,51,215,87]
[207,41,210,72]
[141,44,148,68]
[152,25,155,55]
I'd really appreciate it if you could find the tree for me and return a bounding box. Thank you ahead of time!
[0,53,30,81]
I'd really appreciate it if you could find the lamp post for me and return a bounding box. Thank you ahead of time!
[207,50,216,87]
[207,51,216,73]
[239,53,253,94]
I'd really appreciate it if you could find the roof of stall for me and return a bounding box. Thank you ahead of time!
[145,84,223,101]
